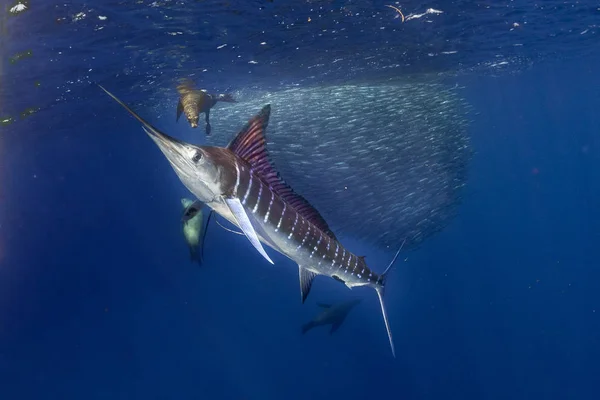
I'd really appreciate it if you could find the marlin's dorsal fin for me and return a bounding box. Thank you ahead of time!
[227,105,337,239]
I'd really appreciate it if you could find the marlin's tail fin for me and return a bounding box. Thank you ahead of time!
[375,284,394,358]
[374,241,405,358]
[216,93,237,103]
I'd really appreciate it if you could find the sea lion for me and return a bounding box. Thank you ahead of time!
[181,198,205,264]
[176,79,236,135]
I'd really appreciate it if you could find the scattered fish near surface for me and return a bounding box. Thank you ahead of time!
[99,85,402,357]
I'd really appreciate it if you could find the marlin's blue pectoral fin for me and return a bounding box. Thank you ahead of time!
[299,266,317,304]
[223,197,274,265]
[317,303,331,308]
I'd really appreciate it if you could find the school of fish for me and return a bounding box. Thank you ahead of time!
[200,82,472,250]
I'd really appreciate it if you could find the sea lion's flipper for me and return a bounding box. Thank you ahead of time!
[205,109,211,135]
[199,210,213,264]
[176,99,184,122]
[189,246,202,265]
[215,93,236,103]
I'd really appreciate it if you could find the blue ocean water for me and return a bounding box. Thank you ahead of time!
[1,1,600,399]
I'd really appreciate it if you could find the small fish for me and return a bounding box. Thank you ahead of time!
[176,79,236,135]
[302,298,362,335]
[99,85,401,357]
[181,198,205,264]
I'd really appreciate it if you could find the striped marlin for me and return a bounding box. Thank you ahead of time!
[99,85,401,357]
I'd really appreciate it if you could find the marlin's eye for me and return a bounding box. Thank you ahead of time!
[192,150,202,163]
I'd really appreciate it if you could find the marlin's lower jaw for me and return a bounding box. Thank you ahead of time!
[97,83,197,184]
[142,128,203,189]
[144,127,187,163]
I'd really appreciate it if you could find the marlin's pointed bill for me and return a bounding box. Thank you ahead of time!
[98,84,221,203]
[98,84,189,162]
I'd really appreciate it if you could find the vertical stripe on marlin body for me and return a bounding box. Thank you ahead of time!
[98,84,403,357]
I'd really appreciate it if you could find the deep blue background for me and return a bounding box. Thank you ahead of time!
[2,1,600,399]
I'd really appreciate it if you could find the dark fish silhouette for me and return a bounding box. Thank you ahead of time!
[176,79,236,135]
[302,299,362,335]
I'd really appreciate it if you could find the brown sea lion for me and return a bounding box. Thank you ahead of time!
[176,79,236,135]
